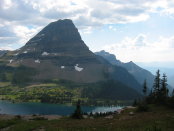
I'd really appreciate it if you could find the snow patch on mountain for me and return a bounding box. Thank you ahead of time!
[42,52,49,56]
[9,59,13,63]
[75,64,83,72]
[61,66,65,69]
[14,53,19,56]
[35,59,40,63]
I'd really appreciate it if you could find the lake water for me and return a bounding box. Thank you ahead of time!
[0,101,123,116]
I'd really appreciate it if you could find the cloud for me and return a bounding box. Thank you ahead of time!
[157,36,174,48]
[0,0,38,21]
[74,16,102,29]
[89,0,150,24]
[108,26,117,31]
[134,34,146,46]
[102,35,174,62]
[13,25,42,45]
[0,0,174,50]
[0,25,15,37]
[0,0,174,26]
[0,23,41,49]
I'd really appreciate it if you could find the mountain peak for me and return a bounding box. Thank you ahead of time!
[9,19,100,69]
[27,19,81,45]
[95,50,121,65]
[44,19,77,33]
[128,61,134,64]
[22,19,89,53]
[51,19,74,25]
[96,50,116,59]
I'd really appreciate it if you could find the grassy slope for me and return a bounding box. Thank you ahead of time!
[0,105,174,131]
[0,81,139,105]
[0,82,81,104]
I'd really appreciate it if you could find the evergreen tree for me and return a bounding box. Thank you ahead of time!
[160,73,168,99]
[143,79,147,96]
[153,69,161,99]
[72,100,83,119]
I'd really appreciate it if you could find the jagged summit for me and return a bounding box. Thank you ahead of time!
[95,50,155,90]
[23,19,88,54]
[27,19,82,45]
[95,50,122,65]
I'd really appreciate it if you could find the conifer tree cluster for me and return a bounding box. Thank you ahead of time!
[148,70,169,104]
[139,69,174,108]
[134,69,174,111]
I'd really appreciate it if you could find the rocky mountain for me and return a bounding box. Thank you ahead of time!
[95,50,174,94]
[95,50,155,89]
[0,19,142,100]
[3,20,106,83]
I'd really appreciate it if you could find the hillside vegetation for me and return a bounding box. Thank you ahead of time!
[0,79,139,106]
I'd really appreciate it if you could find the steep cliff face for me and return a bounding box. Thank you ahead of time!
[24,19,92,56]
[4,19,106,83]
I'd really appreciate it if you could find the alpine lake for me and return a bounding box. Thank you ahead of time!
[0,100,123,116]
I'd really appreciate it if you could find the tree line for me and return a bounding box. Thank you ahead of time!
[134,69,174,111]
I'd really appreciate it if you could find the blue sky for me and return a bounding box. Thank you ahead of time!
[81,13,174,63]
[0,0,174,64]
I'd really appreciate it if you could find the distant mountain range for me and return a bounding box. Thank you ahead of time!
[0,19,142,101]
[95,50,173,93]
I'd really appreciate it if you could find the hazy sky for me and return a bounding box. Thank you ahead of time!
[1,0,174,63]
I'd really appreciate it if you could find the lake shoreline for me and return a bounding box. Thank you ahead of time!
[1,105,173,131]
[0,98,131,107]
[0,100,125,116]
[0,106,135,121]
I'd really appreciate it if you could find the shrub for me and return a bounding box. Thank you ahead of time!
[137,103,149,112]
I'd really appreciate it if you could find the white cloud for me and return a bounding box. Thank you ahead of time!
[13,25,41,45]
[0,23,41,50]
[102,35,174,62]
[0,0,174,50]
[134,34,147,46]
[0,0,13,10]
[80,27,93,34]
[109,25,117,31]
[0,0,174,26]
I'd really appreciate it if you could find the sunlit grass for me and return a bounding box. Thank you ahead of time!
[26,83,58,88]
